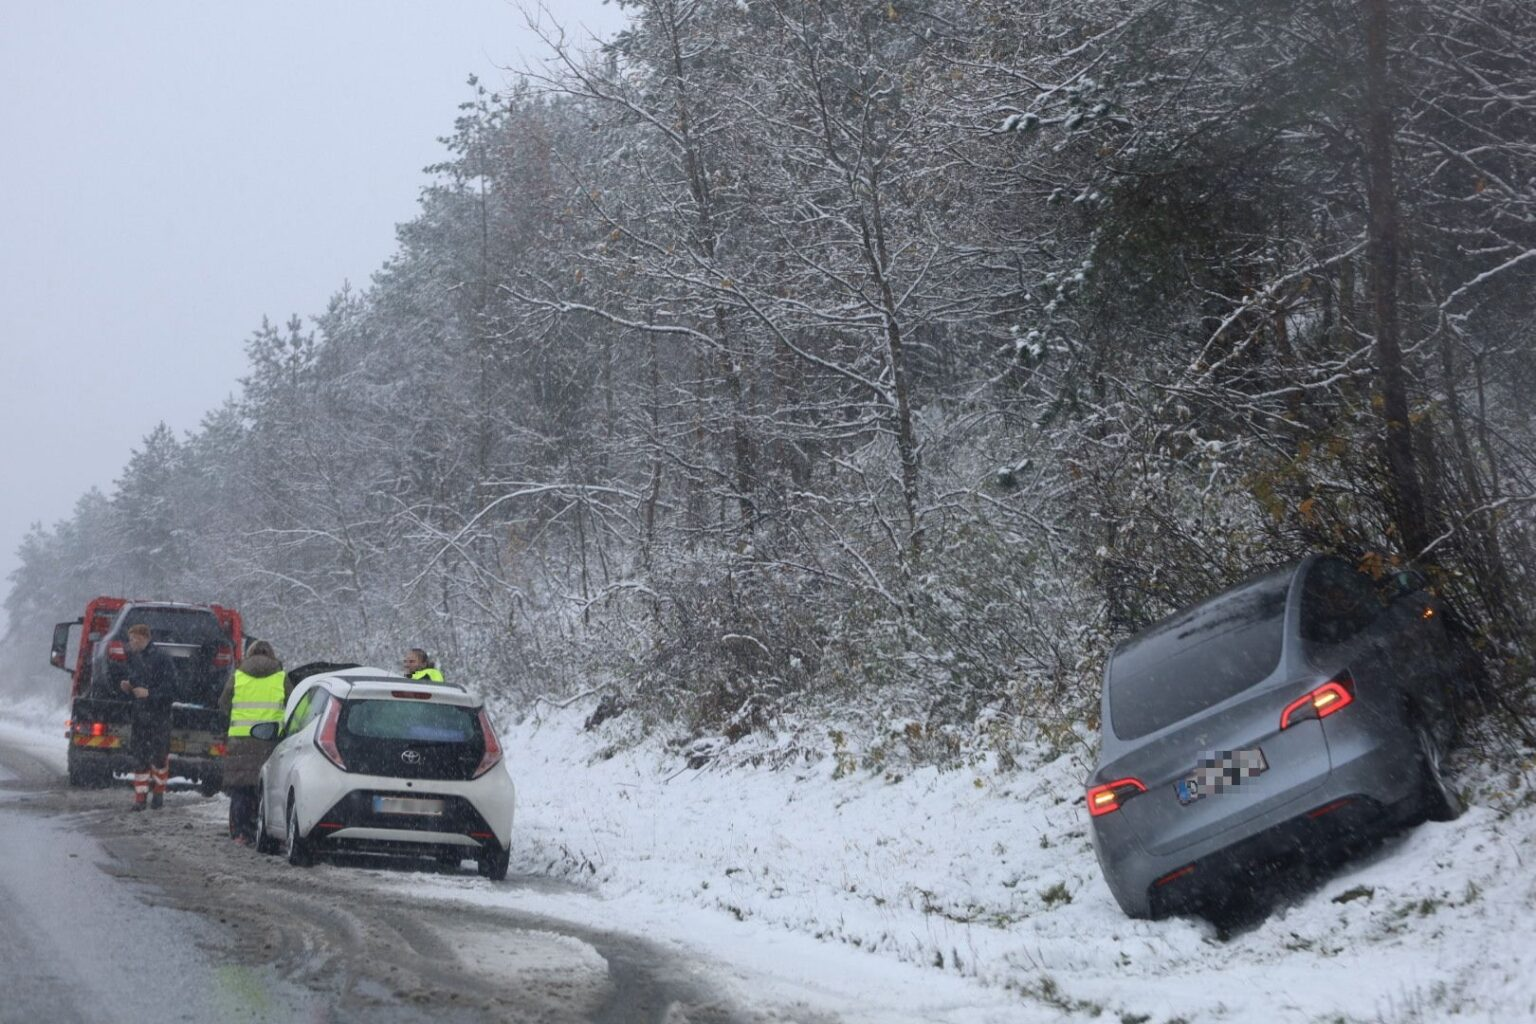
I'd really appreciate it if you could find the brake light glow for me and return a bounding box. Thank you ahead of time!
[207,741,228,757]
[473,708,504,779]
[315,699,347,770]
[1280,673,1356,730]
[1087,777,1147,817]
[106,640,127,662]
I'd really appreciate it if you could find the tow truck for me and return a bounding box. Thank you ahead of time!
[49,596,243,793]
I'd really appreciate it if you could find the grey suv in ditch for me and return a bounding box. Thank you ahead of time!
[1087,555,1462,919]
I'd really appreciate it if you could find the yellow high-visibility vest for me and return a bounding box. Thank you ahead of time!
[228,669,287,737]
[410,667,445,683]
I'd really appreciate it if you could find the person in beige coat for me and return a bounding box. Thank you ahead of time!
[218,640,287,845]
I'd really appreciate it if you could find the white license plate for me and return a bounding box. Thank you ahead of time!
[1176,747,1268,805]
[373,796,445,816]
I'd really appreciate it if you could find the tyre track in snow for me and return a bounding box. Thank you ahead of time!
[0,734,759,1024]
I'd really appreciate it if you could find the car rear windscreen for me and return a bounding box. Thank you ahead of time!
[338,699,486,780]
[1107,569,1291,740]
[343,700,480,743]
[118,608,227,644]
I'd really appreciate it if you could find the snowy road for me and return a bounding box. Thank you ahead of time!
[0,733,752,1024]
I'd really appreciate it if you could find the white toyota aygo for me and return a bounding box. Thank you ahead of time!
[251,663,516,879]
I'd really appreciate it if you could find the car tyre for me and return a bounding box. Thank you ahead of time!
[285,794,314,867]
[477,842,510,881]
[1414,719,1462,822]
[254,788,280,854]
[66,748,111,789]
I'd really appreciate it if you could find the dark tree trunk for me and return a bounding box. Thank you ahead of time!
[1361,0,1431,559]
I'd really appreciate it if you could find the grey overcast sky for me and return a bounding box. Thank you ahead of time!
[0,1,627,624]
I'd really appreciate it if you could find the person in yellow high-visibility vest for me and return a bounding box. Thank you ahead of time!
[402,647,445,683]
[217,640,286,845]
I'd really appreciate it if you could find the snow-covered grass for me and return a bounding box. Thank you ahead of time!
[489,700,1536,1024]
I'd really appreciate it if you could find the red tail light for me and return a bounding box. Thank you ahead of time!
[391,690,432,700]
[314,698,347,770]
[1087,777,1147,817]
[106,640,127,662]
[212,643,233,669]
[473,708,504,779]
[1280,673,1356,730]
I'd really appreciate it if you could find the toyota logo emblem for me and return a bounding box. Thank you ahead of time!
[400,749,424,765]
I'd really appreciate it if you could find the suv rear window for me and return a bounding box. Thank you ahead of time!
[116,608,227,645]
[1106,568,1292,740]
[343,700,480,743]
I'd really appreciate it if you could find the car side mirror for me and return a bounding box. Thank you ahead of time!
[248,721,280,741]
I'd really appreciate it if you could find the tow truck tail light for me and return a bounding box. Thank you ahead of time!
[315,699,346,770]
[106,640,127,662]
[473,708,504,779]
[1281,672,1356,730]
[1087,777,1147,817]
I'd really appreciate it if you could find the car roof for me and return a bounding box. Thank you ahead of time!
[1110,560,1303,658]
[117,603,222,616]
[304,665,479,707]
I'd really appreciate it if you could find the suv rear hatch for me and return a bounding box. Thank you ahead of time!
[1102,567,1330,855]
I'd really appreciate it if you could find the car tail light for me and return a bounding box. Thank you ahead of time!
[207,741,228,757]
[1280,672,1356,730]
[106,640,127,662]
[212,643,233,669]
[1087,777,1147,817]
[391,691,432,700]
[314,699,347,770]
[473,708,504,779]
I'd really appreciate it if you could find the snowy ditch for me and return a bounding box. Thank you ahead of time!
[486,701,1536,1024]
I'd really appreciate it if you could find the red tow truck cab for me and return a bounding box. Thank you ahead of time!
[50,597,243,791]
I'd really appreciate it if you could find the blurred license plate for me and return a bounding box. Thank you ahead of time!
[373,796,445,816]
[1176,747,1267,805]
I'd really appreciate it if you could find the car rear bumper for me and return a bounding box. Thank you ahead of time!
[1094,723,1420,918]
[293,766,515,853]
[68,741,223,781]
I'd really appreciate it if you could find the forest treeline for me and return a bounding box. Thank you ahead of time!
[7,0,1535,754]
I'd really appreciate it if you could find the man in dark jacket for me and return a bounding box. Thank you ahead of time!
[117,623,177,810]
